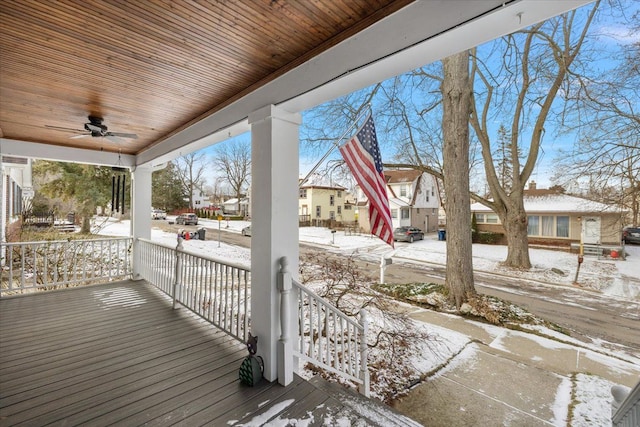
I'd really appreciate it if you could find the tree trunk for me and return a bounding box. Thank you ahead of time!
[501,200,531,268]
[441,51,476,308]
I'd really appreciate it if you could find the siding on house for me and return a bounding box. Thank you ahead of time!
[1,157,33,247]
[356,169,440,233]
[471,187,624,246]
[298,175,351,224]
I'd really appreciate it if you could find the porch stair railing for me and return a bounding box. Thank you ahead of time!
[0,237,132,297]
[278,257,370,396]
[612,380,640,427]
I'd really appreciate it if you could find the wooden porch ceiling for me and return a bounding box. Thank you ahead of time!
[0,1,592,165]
[0,0,412,156]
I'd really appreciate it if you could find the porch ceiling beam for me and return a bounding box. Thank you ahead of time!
[0,138,136,168]
[135,0,592,168]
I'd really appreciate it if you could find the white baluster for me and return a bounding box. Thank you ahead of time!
[278,256,293,386]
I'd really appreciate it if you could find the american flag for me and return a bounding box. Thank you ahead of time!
[339,114,394,247]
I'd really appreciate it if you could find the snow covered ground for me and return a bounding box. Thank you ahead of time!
[95,217,640,425]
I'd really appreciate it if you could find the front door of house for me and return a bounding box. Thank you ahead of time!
[582,216,601,245]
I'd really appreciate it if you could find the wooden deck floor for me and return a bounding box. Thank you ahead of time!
[0,281,419,426]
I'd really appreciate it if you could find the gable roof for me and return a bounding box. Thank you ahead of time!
[384,169,421,184]
[299,173,347,190]
[471,193,622,214]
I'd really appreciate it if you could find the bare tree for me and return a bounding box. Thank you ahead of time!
[174,152,207,210]
[468,3,599,268]
[552,4,639,225]
[441,51,476,308]
[211,140,251,213]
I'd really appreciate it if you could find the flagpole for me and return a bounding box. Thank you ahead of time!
[299,106,372,188]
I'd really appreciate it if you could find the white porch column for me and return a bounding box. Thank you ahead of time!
[131,165,152,280]
[248,105,300,382]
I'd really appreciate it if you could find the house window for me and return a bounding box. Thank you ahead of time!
[301,205,308,215]
[337,190,342,198]
[337,206,342,214]
[330,195,335,206]
[475,213,499,224]
[527,216,540,236]
[330,211,335,220]
[391,209,398,219]
[401,208,410,219]
[316,206,321,218]
[344,205,352,210]
[400,185,407,197]
[527,215,570,238]
[541,216,554,236]
[557,216,569,237]
[299,189,307,198]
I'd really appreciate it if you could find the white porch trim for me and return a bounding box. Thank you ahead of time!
[249,105,301,382]
[131,166,152,280]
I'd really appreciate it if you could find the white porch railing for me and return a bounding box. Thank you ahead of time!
[278,257,370,396]
[612,380,640,427]
[0,237,132,297]
[137,238,251,343]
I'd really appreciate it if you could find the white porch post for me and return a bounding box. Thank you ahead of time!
[248,105,300,382]
[131,165,152,280]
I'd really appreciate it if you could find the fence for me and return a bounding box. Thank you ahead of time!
[0,237,132,297]
[137,238,251,343]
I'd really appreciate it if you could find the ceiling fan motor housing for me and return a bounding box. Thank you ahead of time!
[85,116,108,136]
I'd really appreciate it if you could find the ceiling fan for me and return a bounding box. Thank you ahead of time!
[46,116,138,140]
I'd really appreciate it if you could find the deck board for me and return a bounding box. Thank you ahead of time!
[0,280,418,426]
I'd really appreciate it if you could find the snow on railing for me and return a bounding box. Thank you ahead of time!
[612,380,640,427]
[137,237,250,343]
[279,257,370,397]
[0,238,132,297]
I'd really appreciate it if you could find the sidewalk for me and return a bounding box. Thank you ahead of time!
[392,308,640,426]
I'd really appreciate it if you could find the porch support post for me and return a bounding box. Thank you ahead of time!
[131,165,152,280]
[248,105,300,382]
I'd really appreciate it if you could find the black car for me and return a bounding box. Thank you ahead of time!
[622,226,640,244]
[393,226,424,243]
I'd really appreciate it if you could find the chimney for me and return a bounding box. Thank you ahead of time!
[529,181,537,190]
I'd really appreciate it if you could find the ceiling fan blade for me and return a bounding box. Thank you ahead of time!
[107,132,138,139]
[45,125,85,133]
[105,135,123,143]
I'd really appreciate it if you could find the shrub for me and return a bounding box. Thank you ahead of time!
[473,231,503,244]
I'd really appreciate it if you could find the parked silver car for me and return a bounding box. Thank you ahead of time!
[241,225,251,236]
[393,226,424,243]
[176,213,198,225]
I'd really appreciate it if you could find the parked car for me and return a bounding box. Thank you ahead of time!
[393,226,424,243]
[622,226,640,244]
[176,213,198,225]
[151,209,166,220]
[241,225,251,236]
